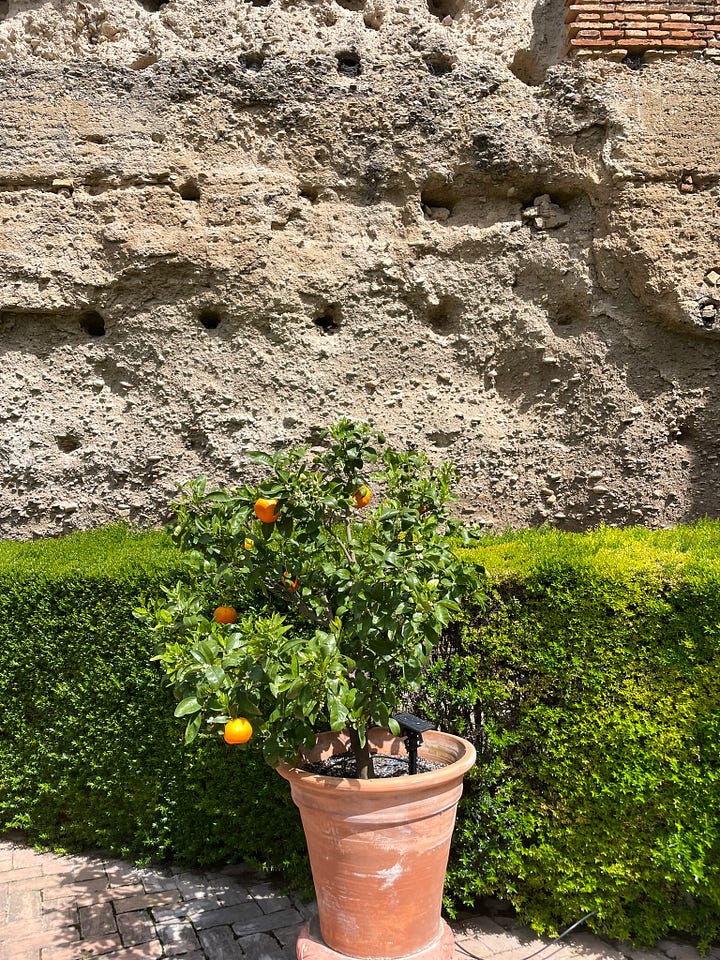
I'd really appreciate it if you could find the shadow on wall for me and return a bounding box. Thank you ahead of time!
[510,0,568,86]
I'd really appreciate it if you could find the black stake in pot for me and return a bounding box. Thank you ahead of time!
[392,712,435,775]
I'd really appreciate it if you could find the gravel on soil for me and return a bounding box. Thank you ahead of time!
[303,754,444,778]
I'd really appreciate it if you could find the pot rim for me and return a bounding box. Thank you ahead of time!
[276,727,476,793]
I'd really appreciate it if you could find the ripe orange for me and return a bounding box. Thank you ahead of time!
[282,571,299,593]
[254,498,281,523]
[353,485,372,508]
[223,717,253,744]
[213,605,237,625]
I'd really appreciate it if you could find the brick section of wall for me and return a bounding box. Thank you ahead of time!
[566,0,720,57]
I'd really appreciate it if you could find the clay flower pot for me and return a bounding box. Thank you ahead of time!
[277,726,476,960]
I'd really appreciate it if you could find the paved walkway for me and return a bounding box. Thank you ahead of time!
[0,837,711,960]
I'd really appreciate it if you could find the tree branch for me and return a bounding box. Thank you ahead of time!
[264,578,333,630]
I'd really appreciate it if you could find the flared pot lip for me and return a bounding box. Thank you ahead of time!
[276,727,476,793]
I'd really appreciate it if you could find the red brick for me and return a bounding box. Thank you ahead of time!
[6,888,42,923]
[114,890,181,914]
[103,863,140,887]
[661,36,707,43]
[0,866,45,884]
[565,3,606,14]
[43,878,109,901]
[11,850,45,870]
[8,874,63,894]
[76,884,145,908]
[569,35,622,44]
[565,2,608,15]
[648,29,671,35]
[79,901,118,938]
[97,943,164,960]
[116,909,156,946]
[615,3,670,9]
[577,27,603,36]
[42,936,123,960]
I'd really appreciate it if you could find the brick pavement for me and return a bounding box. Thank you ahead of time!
[0,837,712,960]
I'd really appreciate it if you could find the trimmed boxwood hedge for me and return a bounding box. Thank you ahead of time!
[1,521,719,946]
[0,524,308,883]
[415,523,720,947]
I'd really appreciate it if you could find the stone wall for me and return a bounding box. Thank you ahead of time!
[0,0,719,538]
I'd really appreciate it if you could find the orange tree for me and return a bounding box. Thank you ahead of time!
[139,420,483,778]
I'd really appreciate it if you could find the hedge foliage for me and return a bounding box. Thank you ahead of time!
[415,522,720,947]
[0,525,308,882]
[1,522,719,946]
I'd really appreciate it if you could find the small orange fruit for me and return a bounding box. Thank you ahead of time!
[213,605,237,625]
[254,498,281,523]
[223,717,253,744]
[244,537,254,550]
[353,485,372,509]
[282,571,300,593]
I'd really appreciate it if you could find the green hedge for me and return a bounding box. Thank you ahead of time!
[415,522,720,947]
[1,522,719,946]
[0,525,307,883]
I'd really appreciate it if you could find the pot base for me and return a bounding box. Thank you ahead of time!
[296,917,455,960]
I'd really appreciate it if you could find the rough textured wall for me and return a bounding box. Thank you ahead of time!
[0,0,719,538]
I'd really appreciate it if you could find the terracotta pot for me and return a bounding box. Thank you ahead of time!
[277,726,476,960]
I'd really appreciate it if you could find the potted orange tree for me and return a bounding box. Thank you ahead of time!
[141,420,482,960]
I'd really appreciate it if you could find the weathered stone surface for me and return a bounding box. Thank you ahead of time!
[0,2,718,536]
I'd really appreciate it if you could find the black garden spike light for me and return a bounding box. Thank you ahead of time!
[392,712,436,775]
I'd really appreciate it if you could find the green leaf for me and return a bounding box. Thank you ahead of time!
[174,696,201,718]
[184,713,202,744]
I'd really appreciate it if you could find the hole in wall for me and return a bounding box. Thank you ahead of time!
[199,307,222,330]
[336,0,366,8]
[420,185,455,222]
[183,425,207,451]
[313,306,340,333]
[548,295,587,333]
[138,0,168,9]
[622,51,646,71]
[56,434,82,453]
[243,51,265,70]
[300,184,320,203]
[178,180,200,201]
[363,7,383,28]
[336,52,361,77]
[699,299,718,328]
[246,0,271,7]
[426,295,461,333]
[0,0,8,17]
[427,0,464,20]
[425,55,454,76]
[80,310,106,337]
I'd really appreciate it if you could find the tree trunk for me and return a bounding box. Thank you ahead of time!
[348,726,375,779]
